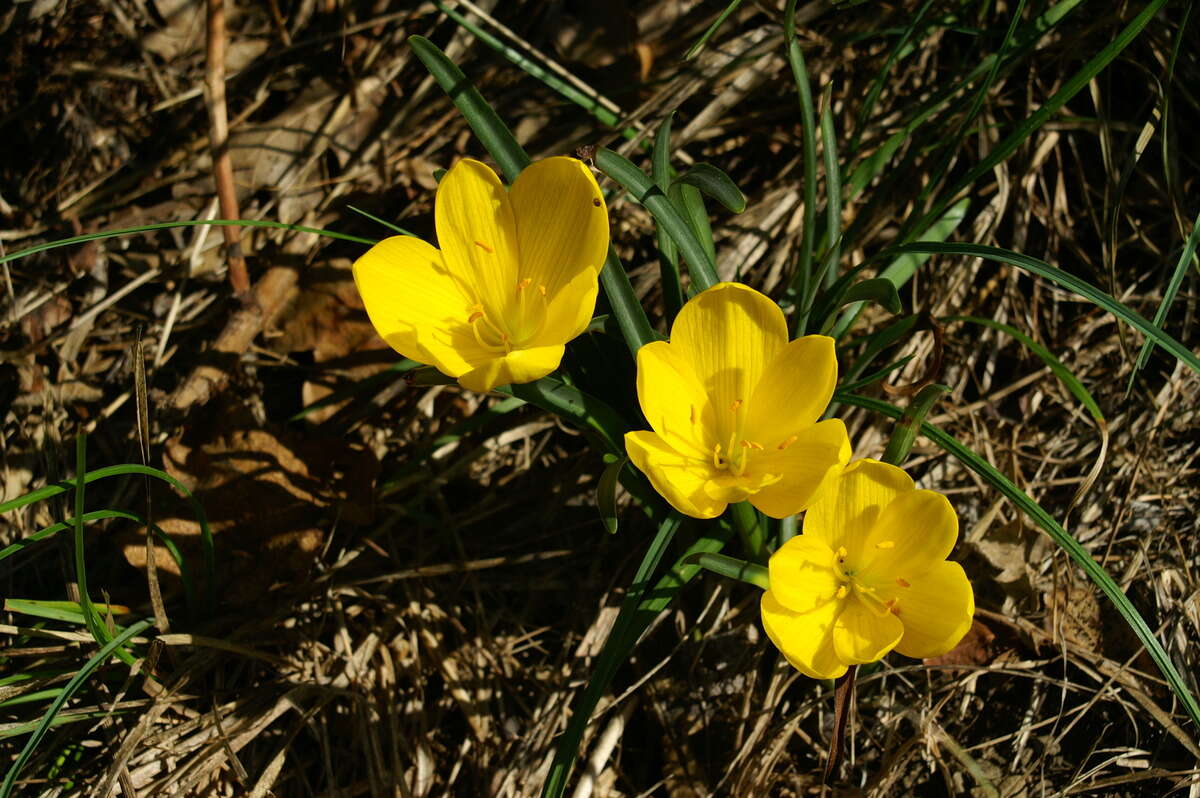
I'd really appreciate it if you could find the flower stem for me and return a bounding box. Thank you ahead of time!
[730,501,767,564]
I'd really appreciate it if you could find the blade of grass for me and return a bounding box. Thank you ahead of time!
[653,113,684,322]
[784,31,818,322]
[819,84,842,290]
[1130,209,1200,382]
[433,1,641,141]
[409,35,530,182]
[670,182,717,272]
[0,617,154,796]
[685,0,745,59]
[836,392,1200,736]
[903,0,1170,243]
[880,384,950,465]
[594,147,719,291]
[892,241,1200,375]
[345,205,416,237]
[71,436,113,656]
[0,220,376,268]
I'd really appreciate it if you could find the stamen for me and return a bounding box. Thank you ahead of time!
[884,598,899,614]
[777,435,798,450]
[689,405,697,425]
[712,444,724,469]
[468,311,484,324]
[473,240,493,253]
[729,399,743,413]
[741,440,764,450]
[835,585,848,599]
[517,277,532,292]
[875,540,895,549]
[895,577,910,588]
[537,284,547,297]
[836,546,848,561]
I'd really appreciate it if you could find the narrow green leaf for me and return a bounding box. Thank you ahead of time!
[841,277,902,314]
[0,618,154,796]
[831,199,968,339]
[346,205,416,238]
[904,0,1170,243]
[71,436,112,655]
[408,35,530,182]
[685,0,745,59]
[0,220,376,268]
[892,242,1200,375]
[836,392,1200,735]
[596,457,626,535]
[947,316,1103,424]
[670,182,717,270]
[4,599,129,626]
[673,163,746,214]
[594,147,720,291]
[819,86,843,290]
[1131,209,1200,381]
[653,113,684,322]
[786,37,818,323]
[503,377,628,456]
[880,384,950,465]
[685,552,769,589]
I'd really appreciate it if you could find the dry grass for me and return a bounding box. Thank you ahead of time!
[1,1,1198,795]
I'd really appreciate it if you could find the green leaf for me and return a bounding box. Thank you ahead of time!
[503,377,628,456]
[946,316,1103,424]
[841,277,902,314]
[594,147,720,291]
[0,618,154,796]
[785,36,818,322]
[653,113,684,322]
[903,0,1170,243]
[672,163,746,214]
[685,0,745,59]
[892,242,1200,376]
[685,552,769,589]
[880,384,950,465]
[830,199,968,339]
[836,392,1200,737]
[819,85,843,290]
[596,457,626,535]
[541,516,733,797]
[1130,208,1200,382]
[408,35,530,182]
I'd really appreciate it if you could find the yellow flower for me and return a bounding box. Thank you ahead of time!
[760,458,974,679]
[624,282,851,519]
[352,157,609,392]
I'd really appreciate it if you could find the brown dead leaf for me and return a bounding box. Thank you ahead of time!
[1047,576,1102,651]
[122,396,378,604]
[271,258,392,423]
[924,618,998,667]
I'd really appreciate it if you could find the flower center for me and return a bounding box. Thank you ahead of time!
[834,545,905,615]
[708,398,763,476]
[465,268,549,354]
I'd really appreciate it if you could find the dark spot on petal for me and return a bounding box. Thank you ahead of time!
[592,198,601,207]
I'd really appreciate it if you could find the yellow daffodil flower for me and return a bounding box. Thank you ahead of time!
[352,157,609,392]
[624,282,851,519]
[760,458,974,679]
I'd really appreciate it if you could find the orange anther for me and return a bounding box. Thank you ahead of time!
[777,435,798,450]
[835,585,848,599]
[875,540,895,549]
[474,240,493,253]
[468,311,484,324]
[895,577,910,588]
[729,399,743,413]
[537,284,547,297]
[518,277,532,291]
[689,405,697,425]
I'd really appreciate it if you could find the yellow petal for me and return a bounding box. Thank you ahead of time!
[702,471,781,502]
[456,345,565,392]
[746,419,852,518]
[858,489,958,583]
[635,341,716,459]
[880,561,975,659]
[767,536,841,613]
[532,266,599,346]
[802,458,914,563]
[669,283,788,445]
[624,430,725,519]
[509,156,609,296]
[352,234,483,377]
[744,335,838,445]
[831,595,903,665]
[435,158,520,320]
[760,591,846,680]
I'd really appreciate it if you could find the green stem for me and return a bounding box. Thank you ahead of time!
[730,501,767,564]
